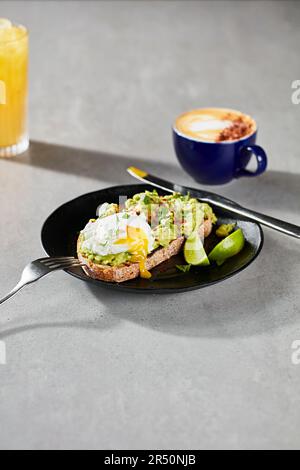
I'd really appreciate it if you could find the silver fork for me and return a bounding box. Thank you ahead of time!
[0,257,83,305]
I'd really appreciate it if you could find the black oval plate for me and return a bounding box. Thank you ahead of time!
[41,184,264,294]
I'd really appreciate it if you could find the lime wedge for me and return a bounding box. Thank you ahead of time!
[184,232,210,266]
[209,228,245,266]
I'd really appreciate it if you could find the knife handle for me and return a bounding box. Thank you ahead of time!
[207,198,300,239]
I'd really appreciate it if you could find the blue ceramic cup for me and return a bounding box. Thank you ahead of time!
[173,108,267,185]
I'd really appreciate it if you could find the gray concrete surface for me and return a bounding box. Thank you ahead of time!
[0,0,300,450]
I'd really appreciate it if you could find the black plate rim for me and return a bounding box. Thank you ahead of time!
[41,184,264,294]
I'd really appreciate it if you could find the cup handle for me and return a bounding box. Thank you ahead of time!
[236,145,267,177]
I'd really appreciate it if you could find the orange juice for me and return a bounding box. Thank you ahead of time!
[0,19,28,157]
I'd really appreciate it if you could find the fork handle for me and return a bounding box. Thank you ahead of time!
[0,281,26,305]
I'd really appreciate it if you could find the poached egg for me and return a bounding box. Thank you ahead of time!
[81,212,155,278]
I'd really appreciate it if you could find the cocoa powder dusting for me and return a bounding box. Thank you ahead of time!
[217,117,253,142]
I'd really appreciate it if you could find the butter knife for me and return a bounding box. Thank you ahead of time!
[127,166,300,239]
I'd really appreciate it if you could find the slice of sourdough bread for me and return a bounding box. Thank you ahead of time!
[77,236,184,283]
[77,218,212,283]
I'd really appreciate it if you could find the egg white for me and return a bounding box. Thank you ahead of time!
[81,212,154,256]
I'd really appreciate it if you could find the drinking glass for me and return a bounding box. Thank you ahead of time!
[0,20,29,157]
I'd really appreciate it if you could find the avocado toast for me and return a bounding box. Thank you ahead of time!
[77,190,216,283]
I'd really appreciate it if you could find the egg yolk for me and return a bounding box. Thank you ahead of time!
[114,225,151,278]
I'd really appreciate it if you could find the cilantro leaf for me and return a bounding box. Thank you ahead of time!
[176,264,191,273]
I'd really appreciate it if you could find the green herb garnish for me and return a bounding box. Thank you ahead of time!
[176,264,191,273]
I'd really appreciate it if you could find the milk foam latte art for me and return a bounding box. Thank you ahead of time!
[174,108,256,143]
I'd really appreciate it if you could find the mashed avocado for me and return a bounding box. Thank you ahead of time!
[81,249,132,266]
[200,202,217,224]
[216,223,236,238]
[152,220,179,249]
[125,190,216,247]
[97,202,119,219]
[80,190,217,266]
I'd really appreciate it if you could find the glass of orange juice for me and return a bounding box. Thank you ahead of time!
[0,18,28,157]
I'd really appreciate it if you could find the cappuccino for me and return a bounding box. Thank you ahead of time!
[174,108,256,143]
